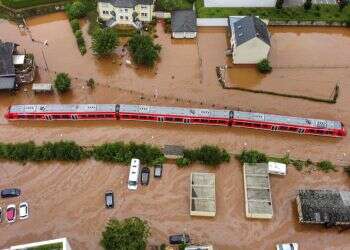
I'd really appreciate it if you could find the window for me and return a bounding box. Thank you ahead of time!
[141,13,147,17]
[125,8,128,12]
[125,16,129,20]
[103,10,109,15]
[120,15,124,20]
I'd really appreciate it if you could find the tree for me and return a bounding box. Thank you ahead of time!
[92,28,118,56]
[128,33,161,67]
[275,0,284,9]
[100,217,150,250]
[338,0,348,10]
[54,73,71,93]
[303,0,312,10]
[257,59,272,73]
[66,1,88,20]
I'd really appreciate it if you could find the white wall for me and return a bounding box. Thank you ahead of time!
[204,0,277,7]
[233,37,270,64]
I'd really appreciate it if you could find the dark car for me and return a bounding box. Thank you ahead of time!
[154,164,163,178]
[141,167,150,185]
[105,191,114,209]
[1,188,21,198]
[169,233,190,245]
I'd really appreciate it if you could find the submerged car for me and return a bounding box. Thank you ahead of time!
[276,243,299,250]
[1,188,21,198]
[19,202,29,220]
[141,167,150,185]
[154,164,163,178]
[169,233,190,245]
[6,204,16,223]
[105,191,114,209]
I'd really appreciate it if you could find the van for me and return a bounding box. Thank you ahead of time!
[128,158,140,190]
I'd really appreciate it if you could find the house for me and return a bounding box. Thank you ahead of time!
[228,16,271,64]
[97,0,154,28]
[171,10,197,39]
[204,0,277,7]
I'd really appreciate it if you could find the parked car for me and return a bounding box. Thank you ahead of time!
[6,204,16,223]
[141,167,150,185]
[19,202,29,219]
[1,188,21,198]
[105,191,114,209]
[169,233,190,245]
[154,164,163,178]
[276,243,299,250]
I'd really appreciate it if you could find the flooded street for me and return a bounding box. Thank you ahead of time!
[0,13,350,249]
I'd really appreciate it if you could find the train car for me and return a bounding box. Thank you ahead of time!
[4,104,346,137]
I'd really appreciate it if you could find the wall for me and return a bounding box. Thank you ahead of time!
[233,37,270,64]
[204,0,277,7]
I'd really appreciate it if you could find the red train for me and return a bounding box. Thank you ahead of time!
[4,103,346,137]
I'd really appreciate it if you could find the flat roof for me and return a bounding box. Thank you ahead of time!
[243,163,273,219]
[190,173,216,217]
[296,189,350,225]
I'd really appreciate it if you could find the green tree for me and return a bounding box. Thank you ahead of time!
[303,0,312,11]
[128,33,161,67]
[66,1,88,20]
[275,0,284,9]
[100,217,150,250]
[257,58,272,73]
[54,73,71,93]
[92,28,118,56]
[70,19,80,32]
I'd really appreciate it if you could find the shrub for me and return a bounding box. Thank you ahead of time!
[54,73,71,93]
[257,59,272,73]
[292,160,305,171]
[79,45,87,55]
[70,19,80,32]
[176,157,191,168]
[66,1,88,20]
[100,217,150,250]
[338,0,348,10]
[317,160,336,173]
[304,0,312,11]
[236,150,268,164]
[128,33,161,67]
[92,28,119,56]
[75,30,83,39]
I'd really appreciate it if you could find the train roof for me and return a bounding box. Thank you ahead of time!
[9,104,116,113]
[234,111,342,129]
[119,104,232,119]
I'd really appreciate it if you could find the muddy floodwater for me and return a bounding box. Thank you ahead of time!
[0,13,350,249]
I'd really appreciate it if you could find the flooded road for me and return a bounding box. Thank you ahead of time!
[0,13,350,249]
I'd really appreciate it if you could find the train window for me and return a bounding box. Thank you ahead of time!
[18,115,26,119]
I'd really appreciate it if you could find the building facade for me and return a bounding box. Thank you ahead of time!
[97,0,154,27]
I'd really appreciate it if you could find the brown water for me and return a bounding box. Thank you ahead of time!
[0,13,350,249]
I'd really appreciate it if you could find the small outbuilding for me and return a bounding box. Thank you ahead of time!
[171,10,197,39]
[228,16,271,64]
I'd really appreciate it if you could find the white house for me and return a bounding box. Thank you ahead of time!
[171,10,197,39]
[204,0,277,7]
[97,0,154,27]
[228,16,271,64]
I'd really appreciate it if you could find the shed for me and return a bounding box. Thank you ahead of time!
[228,16,271,64]
[296,189,350,226]
[171,10,197,39]
[243,163,273,219]
[32,83,53,93]
[190,173,216,217]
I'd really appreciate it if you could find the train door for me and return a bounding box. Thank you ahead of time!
[157,117,164,122]
[45,115,52,121]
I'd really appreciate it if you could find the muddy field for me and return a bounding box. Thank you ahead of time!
[0,12,350,249]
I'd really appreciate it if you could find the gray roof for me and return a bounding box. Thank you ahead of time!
[0,42,16,76]
[100,0,153,8]
[171,10,197,33]
[231,16,270,46]
[0,76,16,90]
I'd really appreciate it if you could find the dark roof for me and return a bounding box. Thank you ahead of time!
[100,0,153,8]
[0,42,16,76]
[0,76,16,90]
[171,10,197,33]
[297,189,350,225]
[232,16,270,46]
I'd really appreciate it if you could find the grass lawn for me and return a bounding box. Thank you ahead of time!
[155,0,193,12]
[1,0,68,9]
[195,0,350,23]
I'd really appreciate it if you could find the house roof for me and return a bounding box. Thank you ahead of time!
[171,10,197,33]
[231,16,270,46]
[100,0,153,8]
[0,42,17,77]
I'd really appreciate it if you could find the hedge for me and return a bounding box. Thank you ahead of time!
[2,0,68,9]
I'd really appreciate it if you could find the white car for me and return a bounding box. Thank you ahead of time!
[19,202,29,220]
[276,243,299,250]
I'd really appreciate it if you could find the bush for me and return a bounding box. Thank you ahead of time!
[128,33,161,67]
[54,72,71,93]
[236,150,268,164]
[70,19,80,32]
[79,45,87,55]
[100,217,150,250]
[257,59,272,73]
[176,157,191,168]
[292,160,305,171]
[75,30,83,39]
[66,1,88,20]
[304,0,312,11]
[317,160,336,173]
[92,28,119,56]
